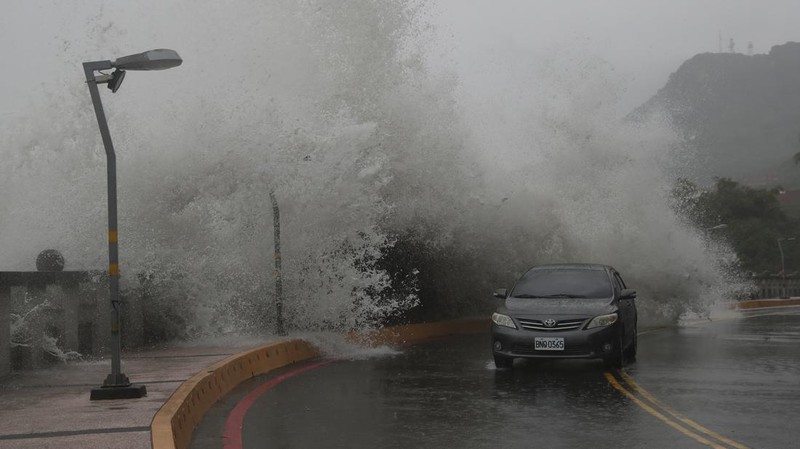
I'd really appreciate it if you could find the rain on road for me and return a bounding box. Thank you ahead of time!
[193,308,800,449]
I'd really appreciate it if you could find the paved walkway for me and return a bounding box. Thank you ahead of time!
[0,342,266,449]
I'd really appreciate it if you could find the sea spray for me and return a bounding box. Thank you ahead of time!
[0,1,747,346]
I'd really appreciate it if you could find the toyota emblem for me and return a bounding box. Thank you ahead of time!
[543,319,557,327]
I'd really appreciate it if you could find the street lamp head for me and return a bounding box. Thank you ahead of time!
[85,49,182,94]
[112,49,182,71]
[107,69,126,93]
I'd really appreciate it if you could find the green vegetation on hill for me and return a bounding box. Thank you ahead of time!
[672,178,800,274]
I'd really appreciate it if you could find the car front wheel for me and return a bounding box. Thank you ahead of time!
[605,334,624,369]
[494,354,513,369]
[624,326,637,362]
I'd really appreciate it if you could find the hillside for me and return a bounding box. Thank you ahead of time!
[633,42,800,188]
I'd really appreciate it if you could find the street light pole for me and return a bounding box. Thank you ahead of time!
[84,61,128,392]
[778,237,796,299]
[83,49,182,400]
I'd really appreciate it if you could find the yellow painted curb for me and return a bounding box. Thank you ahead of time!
[150,339,319,449]
[735,298,800,310]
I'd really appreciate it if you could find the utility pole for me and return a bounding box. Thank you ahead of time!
[269,191,285,335]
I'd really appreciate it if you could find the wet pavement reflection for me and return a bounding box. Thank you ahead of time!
[193,309,800,449]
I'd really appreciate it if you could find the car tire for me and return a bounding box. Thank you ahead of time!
[624,326,637,362]
[605,334,624,369]
[494,354,513,369]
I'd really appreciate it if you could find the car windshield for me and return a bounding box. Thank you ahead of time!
[511,268,613,299]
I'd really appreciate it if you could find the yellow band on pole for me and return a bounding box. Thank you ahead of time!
[109,263,119,276]
[109,230,118,243]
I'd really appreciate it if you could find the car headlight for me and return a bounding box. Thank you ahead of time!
[586,312,618,329]
[492,312,517,329]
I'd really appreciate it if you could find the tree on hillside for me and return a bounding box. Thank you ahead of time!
[672,178,800,273]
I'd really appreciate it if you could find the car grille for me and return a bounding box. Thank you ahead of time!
[516,318,586,331]
[510,343,591,356]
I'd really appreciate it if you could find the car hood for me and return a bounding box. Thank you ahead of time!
[499,297,616,317]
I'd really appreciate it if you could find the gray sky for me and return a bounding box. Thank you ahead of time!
[431,0,800,111]
[2,1,800,118]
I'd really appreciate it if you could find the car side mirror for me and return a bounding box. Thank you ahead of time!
[493,288,508,299]
[620,289,637,300]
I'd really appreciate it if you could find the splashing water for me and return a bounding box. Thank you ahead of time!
[0,1,746,342]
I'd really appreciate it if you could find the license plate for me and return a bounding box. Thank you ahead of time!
[534,337,564,351]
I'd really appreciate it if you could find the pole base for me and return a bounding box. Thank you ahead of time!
[90,384,147,400]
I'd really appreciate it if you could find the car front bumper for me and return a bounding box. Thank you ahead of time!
[491,322,621,360]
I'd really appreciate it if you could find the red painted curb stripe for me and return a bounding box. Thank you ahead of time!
[222,359,335,449]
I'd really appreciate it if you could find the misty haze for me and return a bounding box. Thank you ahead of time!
[1,2,799,448]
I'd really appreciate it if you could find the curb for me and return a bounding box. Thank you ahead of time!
[150,340,319,449]
[735,298,800,310]
[150,317,490,449]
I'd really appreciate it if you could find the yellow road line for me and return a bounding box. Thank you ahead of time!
[604,373,727,449]
[617,371,751,449]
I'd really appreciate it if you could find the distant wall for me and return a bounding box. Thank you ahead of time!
[0,271,107,376]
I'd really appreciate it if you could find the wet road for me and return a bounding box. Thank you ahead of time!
[193,308,800,449]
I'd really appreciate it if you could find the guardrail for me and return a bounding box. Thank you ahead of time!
[751,277,800,299]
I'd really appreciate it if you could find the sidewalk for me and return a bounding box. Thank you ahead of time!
[0,342,264,449]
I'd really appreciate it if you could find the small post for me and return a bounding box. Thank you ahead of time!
[270,191,285,335]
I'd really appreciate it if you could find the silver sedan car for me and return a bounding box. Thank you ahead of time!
[490,264,638,369]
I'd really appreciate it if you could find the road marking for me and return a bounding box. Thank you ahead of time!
[605,371,750,449]
[617,371,750,449]
[604,373,727,449]
[223,359,335,449]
